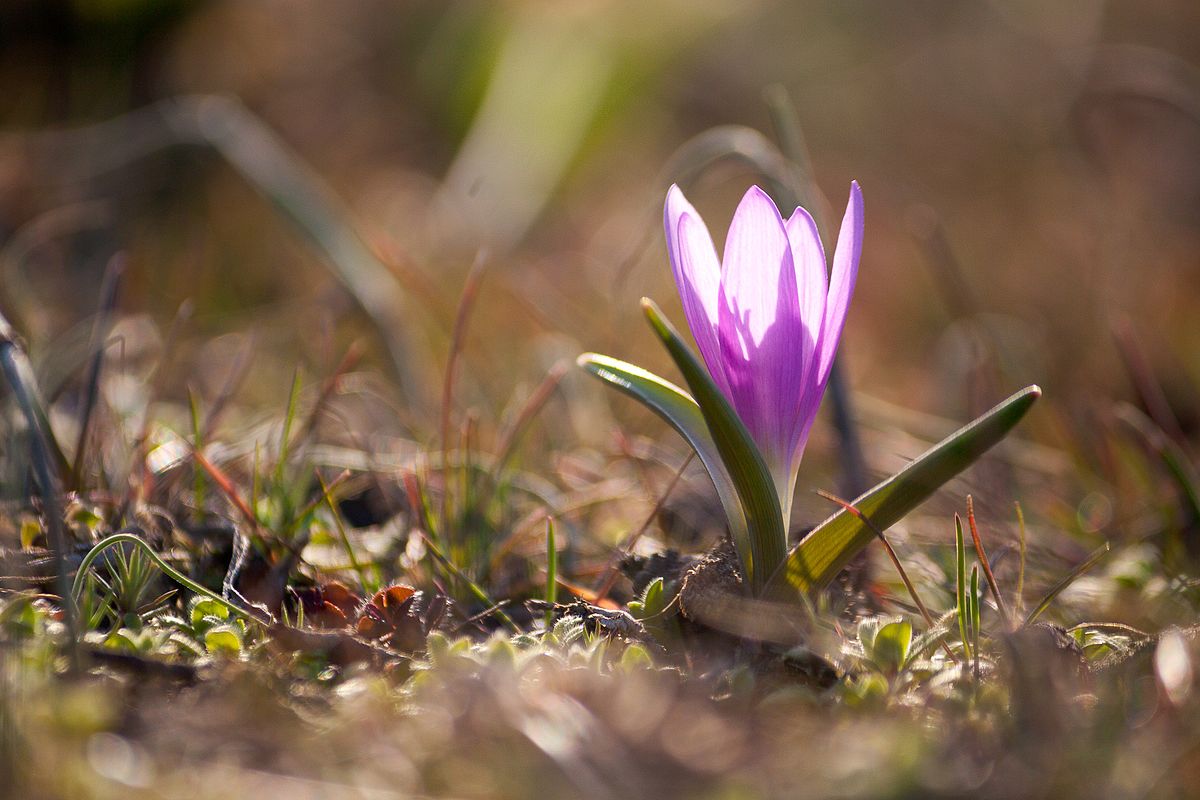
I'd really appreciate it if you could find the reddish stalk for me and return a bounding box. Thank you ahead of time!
[966,495,1012,629]
[816,489,958,664]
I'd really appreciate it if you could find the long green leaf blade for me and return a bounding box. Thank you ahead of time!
[641,298,787,594]
[576,353,749,563]
[774,385,1041,595]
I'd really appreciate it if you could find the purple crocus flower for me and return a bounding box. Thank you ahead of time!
[665,182,863,524]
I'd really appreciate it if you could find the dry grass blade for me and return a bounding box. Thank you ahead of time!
[1116,403,1200,524]
[816,489,957,663]
[295,341,364,449]
[1023,543,1111,627]
[592,451,694,605]
[440,252,489,544]
[1112,315,1186,444]
[13,96,427,403]
[493,361,568,473]
[966,495,1011,629]
[69,253,124,491]
[191,447,260,533]
[200,333,257,440]
[1015,501,1028,618]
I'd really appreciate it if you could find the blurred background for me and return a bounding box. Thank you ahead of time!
[6,4,1200,797]
[1,0,1199,560]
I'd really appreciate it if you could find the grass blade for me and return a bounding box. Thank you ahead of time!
[0,312,77,656]
[772,385,1041,596]
[956,515,971,661]
[69,253,123,491]
[970,564,981,679]
[545,517,558,629]
[1023,542,1111,627]
[641,298,787,595]
[1015,501,1028,618]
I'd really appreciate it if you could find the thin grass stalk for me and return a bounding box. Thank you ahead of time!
[417,532,518,633]
[188,387,206,520]
[955,514,971,662]
[191,448,260,535]
[493,361,568,474]
[818,490,957,663]
[965,495,1011,629]
[970,565,981,681]
[272,369,305,522]
[294,342,363,449]
[317,471,376,594]
[1112,314,1186,444]
[69,253,123,491]
[440,252,489,551]
[1015,501,1028,618]
[545,517,558,629]
[593,452,694,605]
[1023,543,1111,627]
[200,333,256,440]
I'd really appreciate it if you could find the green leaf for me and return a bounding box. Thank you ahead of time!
[640,298,787,595]
[204,624,244,655]
[774,386,1041,596]
[641,577,666,617]
[872,619,913,673]
[189,597,230,626]
[857,616,883,655]
[576,353,749,575]
[618,643,654,671]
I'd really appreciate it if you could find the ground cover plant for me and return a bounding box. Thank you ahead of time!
[2,3,1200,799]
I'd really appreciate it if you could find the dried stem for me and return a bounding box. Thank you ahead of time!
[966,495,1012,629]
[593,451,694,605]
[816,490,958,664]
[440,252,489,547]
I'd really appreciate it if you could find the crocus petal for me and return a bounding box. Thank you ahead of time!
[816,181,863,388]
[662,181,863,529]
[786,205,828,353]
[718,187,810,492]
[785,205,828,456]
[665,185,729,395]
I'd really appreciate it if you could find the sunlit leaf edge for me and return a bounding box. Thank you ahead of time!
[640,298,787,593]
[576,352,750,566]
[772,385,1041,596]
